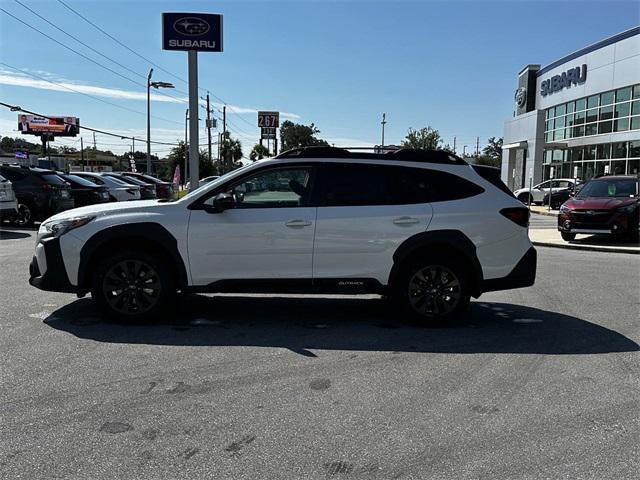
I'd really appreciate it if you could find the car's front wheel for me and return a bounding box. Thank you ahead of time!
[561,232,576,241]
[393,254,471,324]
[517,193,533,205]
[91,250,174,321]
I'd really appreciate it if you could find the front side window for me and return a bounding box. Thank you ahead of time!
[217,167,313,208]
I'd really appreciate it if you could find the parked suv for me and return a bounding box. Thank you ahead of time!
[558,175,639,241]
[514,178,578,205]
[0,165,74,226]
[29,147,536,323]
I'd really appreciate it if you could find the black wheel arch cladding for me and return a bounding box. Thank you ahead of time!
[78,222,188,289]
[389,230,484,297]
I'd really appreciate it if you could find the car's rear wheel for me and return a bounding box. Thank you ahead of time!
[10,203,34,227]
[517,193,533,205]
[393,254,471,325]
[561,232,576,241]
[91,250,174,322]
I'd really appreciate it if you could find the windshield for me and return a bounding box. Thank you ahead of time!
[576,178,638,198]
[177,163,255,202]
[63,174,100,187]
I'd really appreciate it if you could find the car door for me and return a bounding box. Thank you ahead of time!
[312,163,433,285]
[187,165,317,286]
[532,181,549,202]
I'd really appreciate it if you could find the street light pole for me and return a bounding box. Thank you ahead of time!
[184,108,189,189]
[146,68,174,175]
[381,113,386,147]
[146,68,153,174]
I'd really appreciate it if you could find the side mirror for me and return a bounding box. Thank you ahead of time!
[205,192,235,213]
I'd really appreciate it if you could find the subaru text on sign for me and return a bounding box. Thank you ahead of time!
[162,13,223,52]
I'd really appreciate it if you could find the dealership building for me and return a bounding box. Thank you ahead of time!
[502,27,640,191]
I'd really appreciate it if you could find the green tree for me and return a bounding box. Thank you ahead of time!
[481,137,503,162]
[279,120,329,152]
[249,143,270,161]
[219,136,243,173]
[165,141,215,181]
[401,127,444,150]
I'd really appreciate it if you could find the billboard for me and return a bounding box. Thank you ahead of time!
[258,111,279,128]
[17,115,80,137]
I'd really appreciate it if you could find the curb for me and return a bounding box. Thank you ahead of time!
[529,209,559,217]
[532,240,639,254]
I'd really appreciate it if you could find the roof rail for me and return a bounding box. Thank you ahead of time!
[274,146,468,165]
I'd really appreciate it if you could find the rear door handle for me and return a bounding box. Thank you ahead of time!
[285,219,312,228]
[393,216,419,225]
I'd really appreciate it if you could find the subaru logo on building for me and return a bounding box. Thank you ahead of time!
[173,17,210,36]
[514,87,527,108]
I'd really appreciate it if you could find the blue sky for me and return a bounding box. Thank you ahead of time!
[0,0,638,158]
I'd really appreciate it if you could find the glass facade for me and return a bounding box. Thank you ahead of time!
[543,140,640,181]
[542,84,640,180]
[544,84,640,141]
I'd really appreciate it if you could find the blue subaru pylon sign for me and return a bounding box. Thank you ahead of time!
[162,13,223,52]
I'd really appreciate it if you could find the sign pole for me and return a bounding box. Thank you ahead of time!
[188,50,199,192]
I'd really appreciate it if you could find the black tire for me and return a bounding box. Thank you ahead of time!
[91,250,175,322]
[10,202,34,227]
[517,193,533,205]
[561,232,576,241]
[392,254,471,325]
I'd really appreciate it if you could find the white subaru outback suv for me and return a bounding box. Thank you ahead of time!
[29,147,536,323]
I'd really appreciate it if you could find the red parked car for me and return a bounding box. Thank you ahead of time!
[558,175,639,242]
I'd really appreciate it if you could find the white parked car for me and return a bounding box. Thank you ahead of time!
[29,147,536,323]
[514,178,578,204]
[0,173,18,219]
[72,172,141,202]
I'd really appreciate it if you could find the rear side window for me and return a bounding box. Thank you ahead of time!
[317,164,483,206]
[63,174,99,187]
[0,168,27,182]
[41,174,67,185]
[79,175,103,185]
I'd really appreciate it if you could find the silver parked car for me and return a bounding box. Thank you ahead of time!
[72,172,141,202]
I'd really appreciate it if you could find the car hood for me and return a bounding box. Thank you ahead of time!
[44,199,164,222]
[565,196,638,210]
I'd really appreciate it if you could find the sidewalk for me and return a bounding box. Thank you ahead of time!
[529,205,559,217]
[529,229,640,254]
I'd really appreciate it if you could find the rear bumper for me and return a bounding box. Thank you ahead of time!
[481,247,536,293]
[29,237,77,293]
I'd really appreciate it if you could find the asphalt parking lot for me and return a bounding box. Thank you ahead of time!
[1,227,639,480]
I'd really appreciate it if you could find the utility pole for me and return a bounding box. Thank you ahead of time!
[381,113,386,147]
[453,137,456,154]
[222,105,227,172]
[184,108,189,188]
[476,136,480,158]
[80,137,85,167]
[206,92,213,165]
[463,145,468,156]
[147,68,153,174]
[93,131,96,168]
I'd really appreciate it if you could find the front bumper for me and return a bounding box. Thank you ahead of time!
[558,210,638,235]
[29,237,77,293]
[481,247,536,293]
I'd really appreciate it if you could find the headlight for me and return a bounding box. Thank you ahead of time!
[616,204,638,214]
[38,216,95,242]
[559,204,571,214]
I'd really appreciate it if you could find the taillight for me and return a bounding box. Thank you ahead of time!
[500,207,530,227]
[41,183,54,190]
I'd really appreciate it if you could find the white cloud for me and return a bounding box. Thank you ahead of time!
[0,68,300,119]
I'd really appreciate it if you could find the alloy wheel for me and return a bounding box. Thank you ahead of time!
[13,204,32,226]
[407,265,461,316]
[102,259,161,315]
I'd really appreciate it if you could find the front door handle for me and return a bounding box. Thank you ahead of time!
[285,219,312,228]
[393,216,419,225]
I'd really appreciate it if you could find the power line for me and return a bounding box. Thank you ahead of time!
[55,0,262,128]
[0,62,183,126]
[0,6,187,106]
[1,101,181,146]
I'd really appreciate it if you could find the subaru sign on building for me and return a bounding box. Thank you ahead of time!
[502,27,640,191]
[162,13,223,52]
